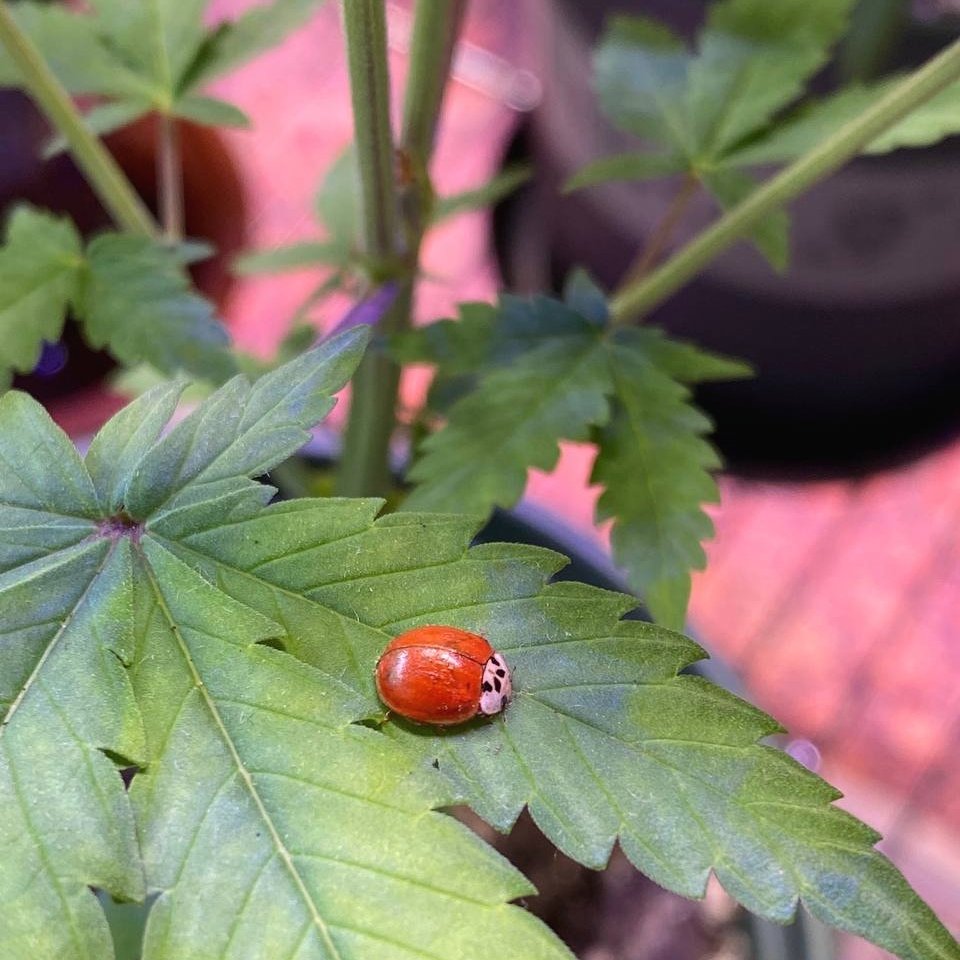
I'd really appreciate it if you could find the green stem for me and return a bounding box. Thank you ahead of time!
[401,0,467,159]
[341,0,399,263]
[157,112,184,243]
[609,35,960,326]
[336,0,464,497]
[0,2,158,239]
[337,0,402,498]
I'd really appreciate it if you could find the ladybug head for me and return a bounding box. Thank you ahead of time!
[478,652,512,717]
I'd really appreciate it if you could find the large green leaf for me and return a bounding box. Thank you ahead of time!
[0,334,956,959]
[0,331,571,960]
[153,495,959,960]
[0,208,82,384]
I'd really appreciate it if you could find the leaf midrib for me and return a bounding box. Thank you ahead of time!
[141,545,346,960]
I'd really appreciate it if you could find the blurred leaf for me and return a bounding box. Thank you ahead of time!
[0,2,155,98]
[730,77,960,165]
[182,0,322,89]
[0,207,82,381]
[564,151,686,192]
[234,241,344,276]
[77,234,236,384]
[0,0,322,136]
[171,94,250,128]
[578,0,856,263]
[431,165,532,224]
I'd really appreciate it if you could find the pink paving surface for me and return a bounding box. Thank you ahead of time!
[204,0,959,951]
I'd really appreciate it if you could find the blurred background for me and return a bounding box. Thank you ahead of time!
[1,0,958,957]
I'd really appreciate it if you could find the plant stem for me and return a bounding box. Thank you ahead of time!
[336,0,402,498]
[336,0,464,497]
[609,35,960,326]
[0,2,158,239]
[402,0,467,160]
[157,112,184,243]
[621,172,699,287]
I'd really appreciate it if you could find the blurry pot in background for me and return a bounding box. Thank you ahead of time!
[0,91,247,435]
[499,0,960,478]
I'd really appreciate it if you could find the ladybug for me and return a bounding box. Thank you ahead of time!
[375,625,512,726]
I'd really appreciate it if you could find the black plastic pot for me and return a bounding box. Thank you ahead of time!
[498,1,960,479]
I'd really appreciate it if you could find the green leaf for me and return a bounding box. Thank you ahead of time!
[234,241,344,276]
[0,393,144,960]
[171,94,250,128]
[0,344,570,960]
[86,0,207,103]
[0,2,155,99]
[701,168,790,269]
[85,381,186,515]
[405,333,613,513]
[595,16,693,152]
[685,0,854,159]
[592,329,723,630]
[2,0,320,132]
[158,493,960,960]
[729,77,960,166]
[564,151,686,192]
[1,345,956,959]
[314,146,363,259]
[432,165,533,224]
[77,233,237,385]
[43,99,151,159]
[595,2,854,166]
[0,208,82,380]
[182,0,323,90]
[123,328,369,519]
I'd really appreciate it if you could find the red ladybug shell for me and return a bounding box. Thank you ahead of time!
[375,625,512,726]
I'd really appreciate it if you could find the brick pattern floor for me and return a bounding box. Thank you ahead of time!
[203,1,960,954]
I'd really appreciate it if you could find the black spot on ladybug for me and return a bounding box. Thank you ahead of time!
[491,656,501,667]
[482,681,493,693]
[493,677,502,693]
[496,669,506,678]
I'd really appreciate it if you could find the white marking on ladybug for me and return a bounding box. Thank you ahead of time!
[478,652,512,716]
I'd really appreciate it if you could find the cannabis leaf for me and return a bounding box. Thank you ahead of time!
[0,326,956,959]
[0,205,234,387]
[0,0,323,147]
[566,0,865,267]
[399,275,749,629]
